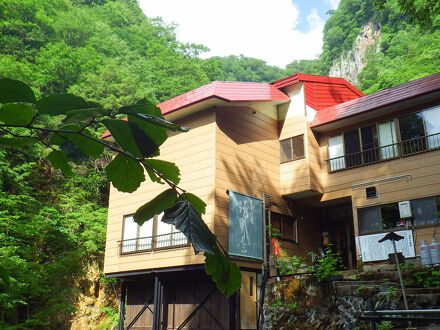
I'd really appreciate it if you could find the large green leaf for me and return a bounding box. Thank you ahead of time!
[121,104,168,146]
[47,150,73,177]
[37,94,89,115]
[143,159,180,185]
[205,247,241,297]
[133,189,177,226]
[105,153,145,193]
[0,103,34,125]
[0,78,36,103]
[179,193,207,215]
[0,137,37,147]
[161,201,216,254]
[55,124,103,159]
[119,104,189,132]
[102,119,158,158]
[64,108,113,124]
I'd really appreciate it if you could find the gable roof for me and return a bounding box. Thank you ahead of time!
[157,81,290,115]
[272,73,364,111]
[311,72,440,128]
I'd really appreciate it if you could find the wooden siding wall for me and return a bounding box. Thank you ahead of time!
[214,106,283,258]
[104,111,216,275]
[279,114,315,196]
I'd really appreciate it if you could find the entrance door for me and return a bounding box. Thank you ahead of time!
[321,205,357,269]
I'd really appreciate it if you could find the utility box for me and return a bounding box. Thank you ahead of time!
[399,201,412,218]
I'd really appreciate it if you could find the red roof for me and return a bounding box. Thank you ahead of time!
[157,81,290,115]
[311,72,440,128]
[272,73,364,110]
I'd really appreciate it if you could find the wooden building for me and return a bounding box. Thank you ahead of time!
[103,73,440,329]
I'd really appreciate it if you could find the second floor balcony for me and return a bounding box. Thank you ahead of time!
[328,132,440,172]
[120,232,189,254]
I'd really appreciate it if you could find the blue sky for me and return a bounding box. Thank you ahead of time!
[293,0,338,32]
[138,0,340,68]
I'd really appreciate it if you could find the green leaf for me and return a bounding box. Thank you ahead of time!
[0,137,37,147]
[133,189,178,226]
[127,115,167,147]
[0,103,34,125]
[205,247,241,296]
[64,108,112,123]
[179,193,207,215]
[0,78,36,103]
[162,201,216,254]
[105,153,145,193]
[37,94,89,115]
[143,159,180,185]
[54,124,103,159]
[0,264,10,286]
[119,104,189,132]
[102,119,158,158]
[47,150,73,176]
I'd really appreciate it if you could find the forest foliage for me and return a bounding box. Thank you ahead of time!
[1,0,439,327]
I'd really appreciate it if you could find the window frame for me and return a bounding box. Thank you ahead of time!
[120,214,188,254]
[270,212,298,243]
[280,134,305,164]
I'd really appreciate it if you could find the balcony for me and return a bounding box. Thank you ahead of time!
[328,132,440,173]
[119,232,189,254]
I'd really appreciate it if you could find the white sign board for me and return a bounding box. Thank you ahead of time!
[358,230,415,262]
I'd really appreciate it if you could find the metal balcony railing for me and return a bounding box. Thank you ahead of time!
[328,132,440,172]
[119,232,189,254]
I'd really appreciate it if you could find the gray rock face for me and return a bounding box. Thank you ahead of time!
[329,22,381,86]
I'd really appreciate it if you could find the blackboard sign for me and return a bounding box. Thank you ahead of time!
[228,191,263,260]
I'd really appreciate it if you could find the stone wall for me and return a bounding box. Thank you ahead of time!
[263,273,440,329]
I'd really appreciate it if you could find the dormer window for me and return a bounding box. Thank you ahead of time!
[280,135,305,163]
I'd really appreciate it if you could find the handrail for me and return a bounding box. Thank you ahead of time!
[119,232,189,254]
[328,132,440,173]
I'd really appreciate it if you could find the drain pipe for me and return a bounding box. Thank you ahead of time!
[257,193,271,330]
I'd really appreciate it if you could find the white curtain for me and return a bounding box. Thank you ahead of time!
[378,121,398,159]
[156,212,173,247]
[122,215,138,253]
[138,219,153,250]
[328,135,345,171]
[423,105,440,149]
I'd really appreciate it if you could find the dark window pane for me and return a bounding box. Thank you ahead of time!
[358,207,381,234]
[399,113,426,154]
[280,139,292,162]
[411,198,439,226]
[344,129,362,167]
[282,216,296,241]
[381,203,400,230]
[361,125,379,163]
[292,135,305,160]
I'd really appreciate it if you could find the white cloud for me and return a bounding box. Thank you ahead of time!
[325,0,340,10]
[138,0,325,68]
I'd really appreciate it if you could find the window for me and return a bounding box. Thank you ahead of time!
[411,197,440,226]
[280,135,304,163]
[121,214,187,254]
[328,105,440,172]
[270,212,297,242]
[358,203,399,234]
[399,105,440,154]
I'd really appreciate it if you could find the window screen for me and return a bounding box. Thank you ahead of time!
[280,135,304,163]
[411,198,439,226]
[358,207,381,234]
[270,212,297,242]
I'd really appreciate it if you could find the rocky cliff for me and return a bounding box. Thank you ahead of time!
[329,22,381,86]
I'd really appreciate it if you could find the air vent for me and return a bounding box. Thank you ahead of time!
[366,187,377,199]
